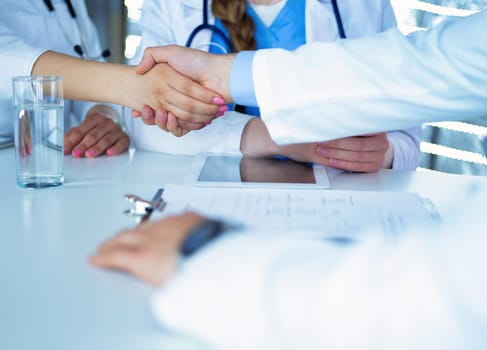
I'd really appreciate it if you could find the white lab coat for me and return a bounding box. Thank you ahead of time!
[253,10,487,144]
[149,12,487,350]
[130,0,420,169]
[0,0,109,143]
[152,197,487,349]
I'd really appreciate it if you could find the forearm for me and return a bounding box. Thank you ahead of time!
[32,51,137,109]
[152,230,479,349]
[240,118,281,157]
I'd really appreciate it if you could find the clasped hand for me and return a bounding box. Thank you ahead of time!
[131,46,233,136]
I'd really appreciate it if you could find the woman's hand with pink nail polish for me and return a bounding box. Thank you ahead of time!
[64,107,130,158]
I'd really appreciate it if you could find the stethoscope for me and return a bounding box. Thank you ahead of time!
[185,0,347,53]
[42,0,110,60]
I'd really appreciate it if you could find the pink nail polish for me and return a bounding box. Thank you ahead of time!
[86,150,95,157]
[219,105,228,113]
[212,97,225,104]
[107,148,115,156]
[73,149,82,158]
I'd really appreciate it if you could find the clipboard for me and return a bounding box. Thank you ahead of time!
[123,188,166,224]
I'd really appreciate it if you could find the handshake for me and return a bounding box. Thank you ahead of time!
[131,46,236,137]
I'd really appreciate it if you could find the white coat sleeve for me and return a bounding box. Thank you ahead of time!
[150,186,487,350]
[381,0,421,170]
[126,0,250,155]
[387,127,421,170]
[255,11,487,145]
[0,23,47,142]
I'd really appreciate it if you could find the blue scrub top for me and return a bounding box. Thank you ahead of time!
[210,0,306,116]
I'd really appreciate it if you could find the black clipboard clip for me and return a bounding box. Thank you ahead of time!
[123,188,166,224]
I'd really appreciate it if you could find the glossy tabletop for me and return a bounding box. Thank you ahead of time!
[1,147,486,350]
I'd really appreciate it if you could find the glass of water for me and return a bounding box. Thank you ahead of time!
[12,76,64,188]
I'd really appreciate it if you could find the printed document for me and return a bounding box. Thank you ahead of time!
[154,185,440,239]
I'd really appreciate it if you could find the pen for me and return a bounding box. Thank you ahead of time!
[139,188,166,224]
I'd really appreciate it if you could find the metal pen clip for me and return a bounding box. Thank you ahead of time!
[123,188,166,223]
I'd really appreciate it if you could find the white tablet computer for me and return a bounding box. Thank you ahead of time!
[183,153,330,189]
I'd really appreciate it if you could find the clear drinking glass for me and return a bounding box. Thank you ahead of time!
[12,76,64,188]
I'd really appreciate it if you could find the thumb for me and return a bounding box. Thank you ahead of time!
[135,45,179,75]
[135,50,157,75]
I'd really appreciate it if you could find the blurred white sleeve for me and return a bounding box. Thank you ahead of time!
[151,218,487,350]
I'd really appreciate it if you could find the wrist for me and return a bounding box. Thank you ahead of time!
[87,105,121,124]
[211,54,235,103]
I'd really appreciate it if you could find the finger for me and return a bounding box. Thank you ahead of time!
[72,143,87,158]
[154,108,169,131]
[141,105,156,125]
[135,50,159,75]
[96,230,140,253]
[25,130,33,155]
[85,127,129,158]
[163,101,217,124]
[72,119,117,157]
[90,245,139,271]
[320,135,388,152]
[66,114,107,156]
[178,118,206,131]
[162,72,222,117]
[166,113,188,137]
[167,72,224,108]
[325,157,381,173]
[167,113,202,136]
[106,135,131,156]
[65,127,87,155]
[135,45,179,75]
[317,147,385,163]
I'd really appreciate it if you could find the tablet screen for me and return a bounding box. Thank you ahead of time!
[184,154,330,188]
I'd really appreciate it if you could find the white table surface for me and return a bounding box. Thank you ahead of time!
[1,147,486,350]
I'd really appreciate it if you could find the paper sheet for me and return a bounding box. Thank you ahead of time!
[154,184,440,239]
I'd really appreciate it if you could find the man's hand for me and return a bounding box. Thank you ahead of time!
[132,61,227,126]
[136,45,234,103]
[315,133,392,172]
[132,46,234,135]
[90,213,206,286]
[64,107,130,158]
[240,119,392,172]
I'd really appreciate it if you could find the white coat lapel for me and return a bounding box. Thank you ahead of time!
[306,0,344,42]
[175,0,214,50]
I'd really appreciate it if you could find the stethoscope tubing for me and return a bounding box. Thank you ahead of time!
[42,0,109,60]
[185,0,235,52]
